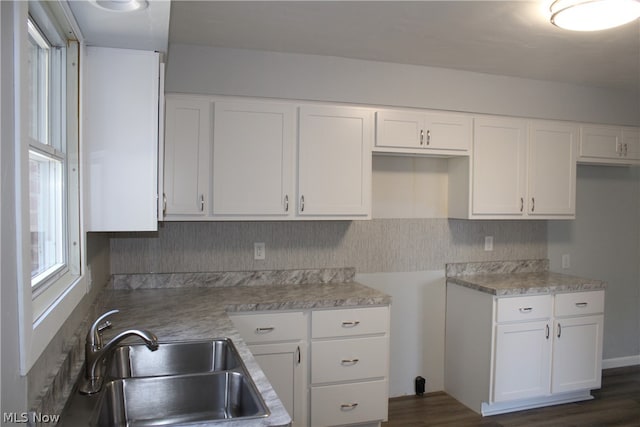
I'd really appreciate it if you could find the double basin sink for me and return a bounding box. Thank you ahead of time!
[92,339,270,426]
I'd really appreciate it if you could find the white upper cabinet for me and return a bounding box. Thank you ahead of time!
[212,100,295,217]
[162,97,373,220]
[375,109,471,155]
[449,117,577,219]
[297,105,373,218]
[471,116,528,216]
[527,121,577,217]
[84,47,161,231]
[163,96,211,217]
[579,125,639,165]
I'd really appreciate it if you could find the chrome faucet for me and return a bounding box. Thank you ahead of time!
[79,309,158,394]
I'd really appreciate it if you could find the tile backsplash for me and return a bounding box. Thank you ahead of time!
[109,218,547,274]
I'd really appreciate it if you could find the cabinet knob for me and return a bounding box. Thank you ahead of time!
[284,194,289,212]
[255,327,275,334]
[341,358,360,365]
[200,194,204,212]
[575,302,588,308]
[557,323,562,338]
[520,197,524,212]
[531,197,535,212]
[426,129,431,146]
[420,130,424,146]
[300,195,305,212]
[519,307,533,313]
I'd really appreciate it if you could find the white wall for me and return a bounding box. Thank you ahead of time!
[356,271,446,396]
[165,44,639,126]
[548,165,640,366]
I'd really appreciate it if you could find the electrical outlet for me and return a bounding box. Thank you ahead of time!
[254,242,266,260]
[484,236,494,251]
[562,253,570,269]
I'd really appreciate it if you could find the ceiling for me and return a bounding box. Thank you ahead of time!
[69,1,640,94]
[67,0,171,52]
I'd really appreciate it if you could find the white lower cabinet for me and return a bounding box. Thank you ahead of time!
[493,320,552,403]
[250,341,307,426]
[445,284,605,416]
[310,380,388,427]
[231,306,390,427]
[230,311,308,427]
[311,307,390,427]
[552,292,604,394]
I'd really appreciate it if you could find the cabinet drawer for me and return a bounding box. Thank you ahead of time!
[312,306,389,338]
[555,291,604,317]
[230,312,307,343]
[496,295,552,323]
[311,380,388,426]
[311,336,388,384]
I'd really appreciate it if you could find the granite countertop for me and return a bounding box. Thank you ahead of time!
[446,259,607,296]
[61,275,390,427]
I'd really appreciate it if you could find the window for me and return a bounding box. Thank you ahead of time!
[26,3,80,320]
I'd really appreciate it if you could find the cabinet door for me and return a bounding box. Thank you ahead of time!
[249,342,307,427]
[84,47,160,231]
[164,97,211,216]
[212,101,294,216]
[472,117,527,216]
[298,105,372,217]
[493,321,552,402]
[579,125,622,161]
[424,113,471,152]
[552,315,604,394]
[527,121,577,217]
[375,110,424,149]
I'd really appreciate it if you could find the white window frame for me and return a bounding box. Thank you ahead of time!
[15,0,87,374]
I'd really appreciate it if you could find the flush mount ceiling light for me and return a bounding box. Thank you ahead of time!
[550,0,640,31]
[91,0,149,12]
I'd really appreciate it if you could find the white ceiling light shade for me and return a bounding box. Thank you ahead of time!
[91,0,149,12]
[550,0,640,31]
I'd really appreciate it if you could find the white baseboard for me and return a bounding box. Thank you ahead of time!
[602,355,640,369]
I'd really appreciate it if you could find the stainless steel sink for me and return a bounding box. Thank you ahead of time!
[94,371,270,426]
[106,338,241,379]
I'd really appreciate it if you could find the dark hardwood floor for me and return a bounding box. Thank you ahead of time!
[383,366,640,427]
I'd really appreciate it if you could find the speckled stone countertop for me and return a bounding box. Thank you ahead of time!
[59,270,390,427]
[446,259,607,296]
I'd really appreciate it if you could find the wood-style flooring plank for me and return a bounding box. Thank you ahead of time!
[383,366,640,427]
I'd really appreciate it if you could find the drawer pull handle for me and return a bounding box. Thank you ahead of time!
[519,307,533,313]
[341,321,360,327]
[256,327,275,333]
[575,302,588,308]
[340,403,359,410]
[341,358,360,365]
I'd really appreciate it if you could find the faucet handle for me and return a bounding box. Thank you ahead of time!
[88,309,119,349]
[97,320,112,334]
